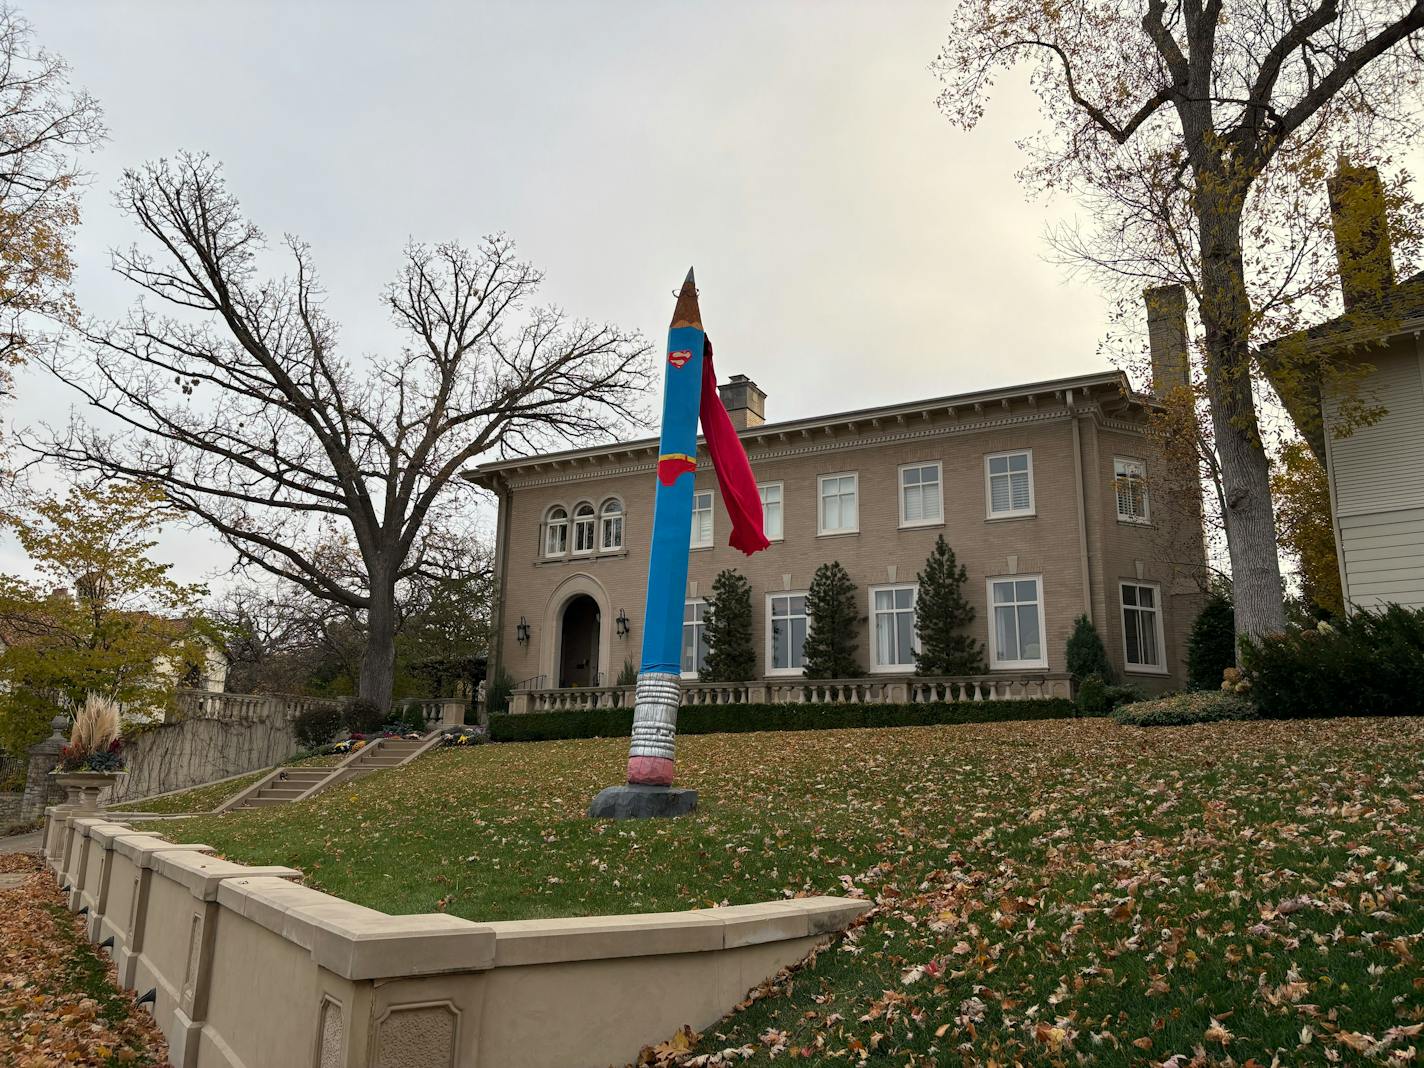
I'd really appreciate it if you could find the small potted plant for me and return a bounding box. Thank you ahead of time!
[52,694,128,809]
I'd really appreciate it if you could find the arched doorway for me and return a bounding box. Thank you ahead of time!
[559,595,602,688]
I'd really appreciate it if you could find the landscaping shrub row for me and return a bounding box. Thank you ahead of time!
[489,698,1079,742]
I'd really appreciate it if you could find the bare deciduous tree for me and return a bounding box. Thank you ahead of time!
[936,0,1424,638]
[39,154,651,707]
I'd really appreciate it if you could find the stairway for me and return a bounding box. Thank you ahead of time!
[219,734,442,813]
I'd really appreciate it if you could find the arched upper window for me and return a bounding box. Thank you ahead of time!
[600,498,625,551]
[572,502,597,554]
[544,506,569,557]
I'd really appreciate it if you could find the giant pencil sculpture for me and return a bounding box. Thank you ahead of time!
[589,269,769,820]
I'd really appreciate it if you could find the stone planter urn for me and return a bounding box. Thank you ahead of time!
[50,770,126,811]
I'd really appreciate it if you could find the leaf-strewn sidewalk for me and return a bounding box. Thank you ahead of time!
[0,854,167,1067]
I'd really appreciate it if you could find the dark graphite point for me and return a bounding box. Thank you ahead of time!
[588,784,698,820]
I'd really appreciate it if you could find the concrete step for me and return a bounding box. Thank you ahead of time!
[358,757,404,768]
[258,788,309,799]
[242,797,290,807]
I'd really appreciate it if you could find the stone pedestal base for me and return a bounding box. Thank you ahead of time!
[587,784,698,820]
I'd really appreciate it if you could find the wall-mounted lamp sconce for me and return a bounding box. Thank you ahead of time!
[615,608,631,638]
[516,616,531,645]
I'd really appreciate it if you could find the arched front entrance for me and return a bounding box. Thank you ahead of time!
[558,595,602,688]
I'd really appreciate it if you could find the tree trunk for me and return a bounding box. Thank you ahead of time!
[1197,196,1288,644]
[359,573,397,711]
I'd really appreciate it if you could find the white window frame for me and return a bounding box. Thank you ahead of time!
[765,591,809,677]
[543,505,569,558]
[1113,457,1151,524]
[869,584,918,673]
[682,598,708,679]
[898,461,944,528]
[690,490,713,549]
[599,498,625,551]
[1120,581,1167,675]
[986,574,1048,669]
[571,501,596,555]
[984,450,1036,519]
[758,481,784,541]
[817,472,860,536]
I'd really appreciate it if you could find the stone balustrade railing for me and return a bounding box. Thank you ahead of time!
[510,672,1071,715]
[394,697,472,728]
[170,688,344,723]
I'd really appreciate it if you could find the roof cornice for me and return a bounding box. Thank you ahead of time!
[464,369,1146,487]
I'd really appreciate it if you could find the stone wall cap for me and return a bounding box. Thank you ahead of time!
[89,823,167,846]
[216,875,495,981]
[152,849,300,899]
[78,819,135,840]
[483,896,871,966]
[112,834,215,864]
[67,815,113,835]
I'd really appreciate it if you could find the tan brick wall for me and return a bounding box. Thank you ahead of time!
[488,400,1206,692]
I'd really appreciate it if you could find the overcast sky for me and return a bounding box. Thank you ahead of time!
[13,0,1118,589]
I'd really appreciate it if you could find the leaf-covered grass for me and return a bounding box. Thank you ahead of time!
[173,718,1424,1065]
[110,753,345,814]
[0,855,167,1066]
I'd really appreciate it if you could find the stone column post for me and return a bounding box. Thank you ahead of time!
[21,715,67,822]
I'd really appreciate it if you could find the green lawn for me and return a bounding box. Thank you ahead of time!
[111,754,344,814]
[171,718,1424,1065]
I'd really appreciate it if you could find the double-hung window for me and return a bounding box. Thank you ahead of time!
[871,585,917,671]
[599,499,624,551]
[985,451,1034,518]
[544,506,568,557]
[1114,458,1150,523]
[758,482,784,541]
[818,473,859,535]
[899,462,942,527]
[988,576,1046,668]
[767,593,808,674]
[1121,582,1165,672]
[572,502,596,554]
[690,491,713,548]
[682,600,708,676]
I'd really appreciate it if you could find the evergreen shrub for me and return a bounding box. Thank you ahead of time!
[484,668,514,716]
[702,570,757,682]
[294,704,345,748]
[1239,605,1424,718]
[343,698,385,735]
[1076,674,1109,715]
[1187,590,1237,690]
[1065,615,1115,685]
[803,562,862,678]
[489,697,1079,742]
[914,536,984,675]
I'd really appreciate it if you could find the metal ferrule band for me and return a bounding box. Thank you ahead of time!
[628,671,681,761]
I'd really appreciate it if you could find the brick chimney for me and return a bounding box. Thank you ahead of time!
[1329,162,1395,311]
[1143,284,1190,395]
[718,374,766,430]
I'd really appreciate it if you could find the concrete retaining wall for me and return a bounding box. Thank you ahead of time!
[112,711,302,804]
[45,807,867,1068]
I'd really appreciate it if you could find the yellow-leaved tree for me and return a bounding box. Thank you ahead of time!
[1271,440,1344,618]
[0,481,210,754]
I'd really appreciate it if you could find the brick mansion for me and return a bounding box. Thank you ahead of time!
[468,288,1208,698]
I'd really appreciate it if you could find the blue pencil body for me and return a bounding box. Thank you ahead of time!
[640,324,705,675]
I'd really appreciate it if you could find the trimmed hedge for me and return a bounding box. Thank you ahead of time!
[489,698,1079,743]
[1112,690,1258,727]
